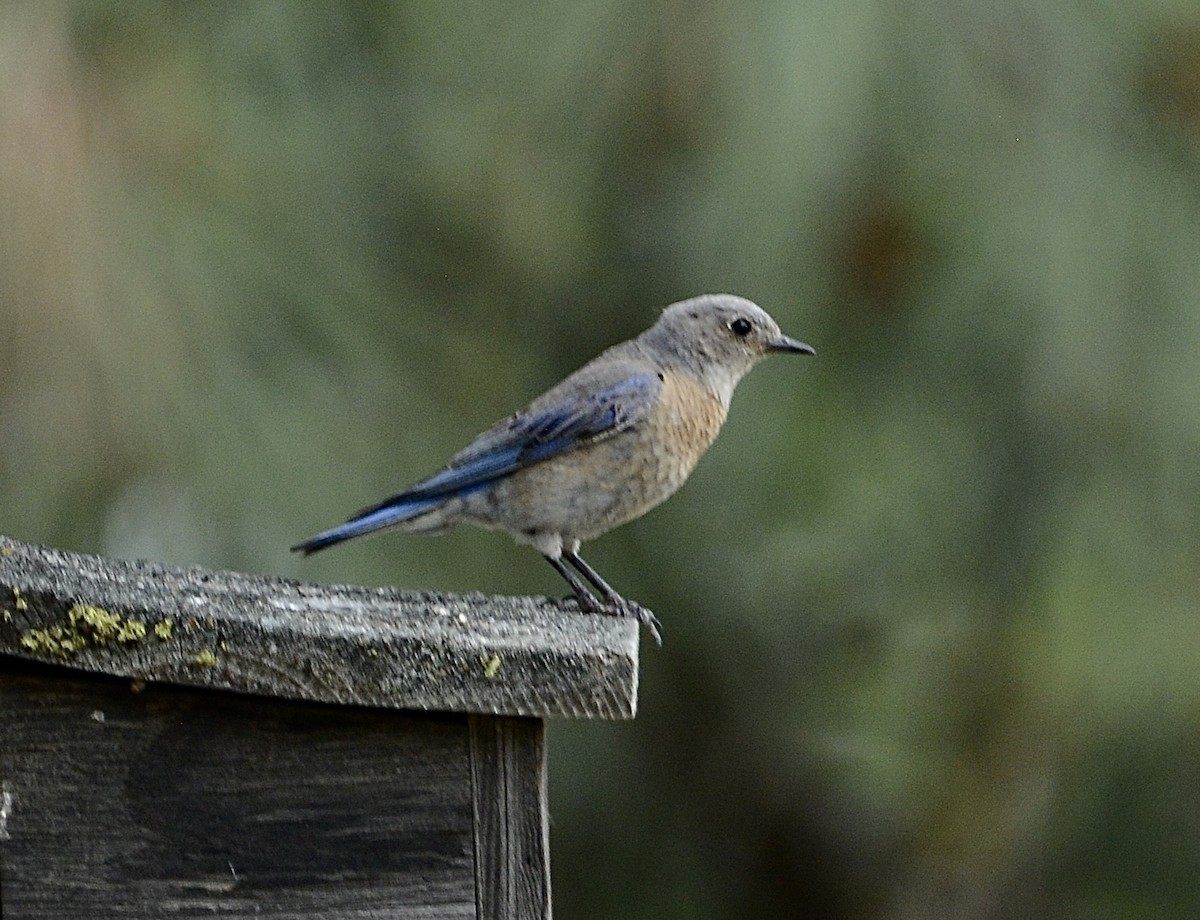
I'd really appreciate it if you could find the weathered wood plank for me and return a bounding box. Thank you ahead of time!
[0,535,639,719]
[0,660,477,918]
[469,716,551,920]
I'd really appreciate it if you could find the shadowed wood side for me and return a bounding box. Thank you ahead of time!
[0,662,477,919]
[469,716,552,920]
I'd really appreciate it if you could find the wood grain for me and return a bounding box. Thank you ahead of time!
[0,663,477,918]
[469,716,552,920]
[0,535,639,719]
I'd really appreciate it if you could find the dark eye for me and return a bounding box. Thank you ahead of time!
[729,317,753,337]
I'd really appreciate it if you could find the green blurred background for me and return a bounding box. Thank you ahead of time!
[4,1,1200,917]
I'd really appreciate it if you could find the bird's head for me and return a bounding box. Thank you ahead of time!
[643,294,814,405]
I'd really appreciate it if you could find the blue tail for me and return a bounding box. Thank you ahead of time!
[290,495,443,555]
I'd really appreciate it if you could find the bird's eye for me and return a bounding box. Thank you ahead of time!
[729,317,753,337]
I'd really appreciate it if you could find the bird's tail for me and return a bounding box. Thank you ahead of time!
[290,495,445,555]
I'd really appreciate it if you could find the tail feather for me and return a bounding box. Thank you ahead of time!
[290,495,443,555]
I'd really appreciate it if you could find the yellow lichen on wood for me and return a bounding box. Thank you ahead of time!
[194,649,219,668]
[17,603,149,658]
[19,626,80,658]
[68,604,123,640]
[116,619,146,642]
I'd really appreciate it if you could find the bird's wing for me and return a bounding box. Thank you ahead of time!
[290,363,662,554]
[358,368,663,511]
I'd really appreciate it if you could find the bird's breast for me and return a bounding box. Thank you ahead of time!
[645,369,728,487]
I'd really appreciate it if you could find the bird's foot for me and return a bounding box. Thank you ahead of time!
[573,593,662,647]
[622,601,664,648]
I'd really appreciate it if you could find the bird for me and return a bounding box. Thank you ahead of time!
[292,293,814,645]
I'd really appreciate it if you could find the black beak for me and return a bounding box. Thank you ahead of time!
[768,335,815,356]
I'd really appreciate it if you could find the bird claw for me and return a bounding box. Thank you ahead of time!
[572,594,662,647]
[624,602,664,648]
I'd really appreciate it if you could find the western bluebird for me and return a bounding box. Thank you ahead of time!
[293,293,814,644]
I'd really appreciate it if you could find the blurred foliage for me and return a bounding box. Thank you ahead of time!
[3,2,1200,917]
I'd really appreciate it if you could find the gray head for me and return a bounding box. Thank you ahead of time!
[639,294,814,405]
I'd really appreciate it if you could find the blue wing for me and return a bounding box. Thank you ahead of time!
[292,371,661,554]
[404,372,660,499]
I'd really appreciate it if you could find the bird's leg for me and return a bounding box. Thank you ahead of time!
[562,552,626,606]
[544,555,605,611]
[563,552,663,647]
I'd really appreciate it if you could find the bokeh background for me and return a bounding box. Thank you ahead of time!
[4,2,1200,917]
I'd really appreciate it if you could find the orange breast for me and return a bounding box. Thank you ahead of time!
[647,370,728,488]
